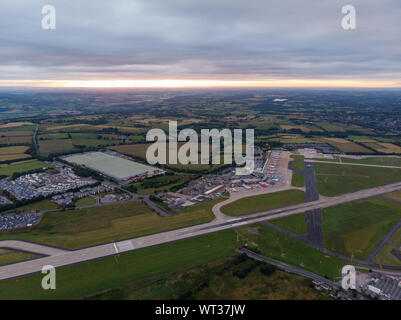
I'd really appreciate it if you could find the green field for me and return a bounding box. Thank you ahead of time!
[290,154,305,160]
[341,157,401,167]
[0,230,238,299]
[270,213,307,235]
[38,139,75,155]
[383,190,401,202]
[391,228,401,244]
[88,255,328,300]
[291,161,304,171]
[221,190,305,216]
[322,198,401,260]
[373,245,401,267]
[74,197,96,206]
[37,133,69,140]
[314,163,401,196]
[72,138,121,148]
[0,146,30,162]
[0,160,52,176]
[0,199,222,249]
[127,174,194,195]
[0,249,38,266]
[291,173,305,187]
[236,224,348,279]
[3,200,59,214]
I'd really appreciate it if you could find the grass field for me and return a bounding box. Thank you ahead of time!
[0,122,33,129]
[281,125,311,132]
[109,143,149,159]
[3,200,59,214]
[0,249,38,266]
[290,154,305,160]
[323,138,373,154]
[383,190,401,202]
[236,224,348,279]
[322,198,401,260]
[44,124,92,131]
[0,230,238,299]
[0,199,222,249]
[291,161,304,171]
[373,245,401,267]
[314,162,401,196]
[220,190,305,216]
[362,142,401,154]
[391,228,401,244]
[0,124,35,132]
[0,160,52,176]
[72,138,120,148]
[0,146,30,161]
[317,122,346,132]
[39,139,75,155]
[74,197,96,206]
[0,135,32,145]
[0,145,31,154]
[88,255,328,300]
[0,131,33,137]
[270,213,307,235]
[341,157,401,167]
[38,132,69,140]
[291,173,305,187]
[127,174,194,195]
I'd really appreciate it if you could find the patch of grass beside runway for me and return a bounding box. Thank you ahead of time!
[373,245,401,267]
[0,249,38,266]
[391,228,401,244]
[291,173,305,187]
[0,199,222,249]
[87,256,328,300]
[341,157,401,167]
[220,190,305,216]
[291,161,304,171]
[383,190,401,202]
[322,198,401,260]
[0,230,238,299]
[314,162,401,196]
[236,224,347,279]
[270,214,308,235]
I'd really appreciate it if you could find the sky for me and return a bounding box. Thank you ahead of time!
[0,0,400,88]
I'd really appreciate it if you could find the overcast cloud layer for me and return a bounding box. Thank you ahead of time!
[0,0,400,82]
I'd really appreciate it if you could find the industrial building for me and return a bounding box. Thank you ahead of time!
[63,151,164,182]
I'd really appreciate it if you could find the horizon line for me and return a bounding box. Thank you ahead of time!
[0,79,400,89]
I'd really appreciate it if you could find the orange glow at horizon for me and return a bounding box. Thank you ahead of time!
[0,79,399,88]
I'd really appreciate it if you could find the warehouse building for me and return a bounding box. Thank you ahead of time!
[63,152,164,183]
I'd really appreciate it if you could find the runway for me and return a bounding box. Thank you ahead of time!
[2,181,401,281]
[303,162,323,247]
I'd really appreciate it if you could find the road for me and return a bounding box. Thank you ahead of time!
[2,181,401,281]
[238,247,340,288]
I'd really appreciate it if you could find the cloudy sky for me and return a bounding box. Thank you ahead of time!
[0,0,400,87]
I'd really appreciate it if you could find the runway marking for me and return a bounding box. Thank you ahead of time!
[117,240,134,252]
[231,222,247,227]
[113,242,119,254]
[227,218,242,222]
